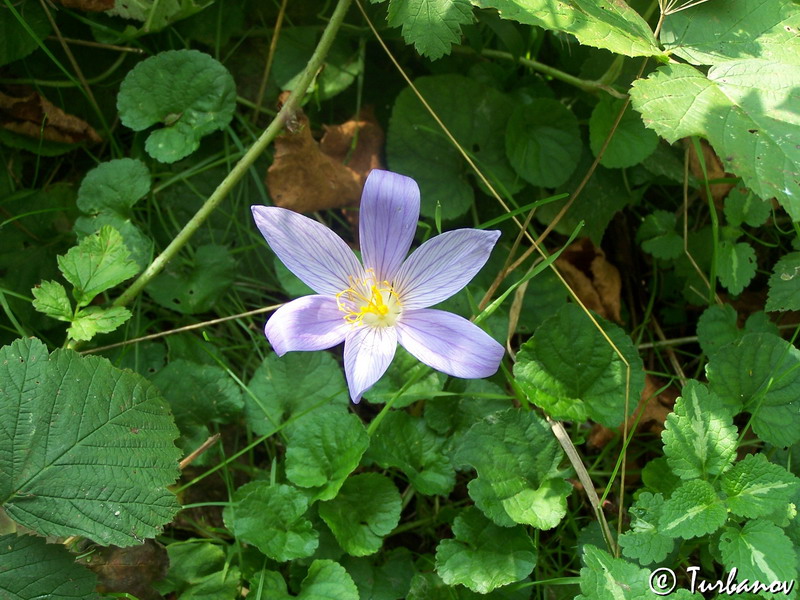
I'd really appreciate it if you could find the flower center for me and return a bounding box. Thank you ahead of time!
[336,277,402,328]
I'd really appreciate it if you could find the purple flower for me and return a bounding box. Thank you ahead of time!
[252,169,504,403]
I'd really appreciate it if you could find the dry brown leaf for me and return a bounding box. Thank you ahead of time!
[80,540,168,600]
[53,0,114,10]
[320,105,384,180]
[555,238,622,323]
[0,87,101,145]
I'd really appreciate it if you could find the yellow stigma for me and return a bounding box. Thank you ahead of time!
[336,276,402,327]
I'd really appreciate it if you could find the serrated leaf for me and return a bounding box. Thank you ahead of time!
[630,61,800,221]
[575,545,654,600]
[223,482,318,562]
[67,306,132,342]
[298,560,360,600]
[365,411,455,496]
[286,406,369,501]
[707,332,800,447]
[717,240,757,295]
[618,493,675,565]
[319,473,401,556]
[724,184,771,228]
[0,534,99,600]
[662,380,737,480]
[514,303,644,427]
[387,75,522,219]
[57,226,140,308]
[589,96,658,169]
[722,454,800,519]
[31,280,72,322]
[387,0,474,60]
[637,210,682,260]
[505,99,581,187]
[435,507,536,594]
[0,338,181,546]
[766,252,800,312]
[453,408,570,529]
[658,479,727,539]
[472,0,662,57]
[117,50,235,163]
[696,304,741,357]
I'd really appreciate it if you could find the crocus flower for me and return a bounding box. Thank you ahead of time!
[252,169,504,403]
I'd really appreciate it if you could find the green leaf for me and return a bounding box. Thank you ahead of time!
[160,541,240,600]
[722,454,800,519]
[707,332,800,447]
[589,96,658,169]
[718,520,798,594]
[286,406,370,501]
[31,280,72,322]
[0,338,180,546]
[341,548,415,600]
[297,560,359,600]
[0,2,50,66]
[575,545,654,600]
[514,303,644,427]
[472,0,662,57]
[106,0,213,33]
[387,0,474,60]
[319,473,402,556]
[145,244,235,314]
[696,304,740,358]
[0,534,99,599]
[618,493,675,565]
[223,482,318,562]
[662,380,737,480]
[67,306,133,342]
[505,99,581,187]
[245,352,348,437]
[435,507,536,594]
[57,226,140,308]
[453,408,570,529]
[117,50,236,163]
[637,210,682,260]
[716,240,757,295]
[630,61,800,221]
[387,75,522,219]
[658,479,727,539]
[366,411,455,496]
[364,346,445,407]
[766,252,800,312]
[724,184,771,228]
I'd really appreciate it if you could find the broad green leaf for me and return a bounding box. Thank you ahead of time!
[618,493,675,565]
[718,520,798,594]
[637,210,682,260]
[57,226,140,308]
[159,541,240,600]
[67,306,132,342]
[766,252,800,312]
[722,454,800,519]
[658,480,727,539]
[662,380,737,480]
[286,406,370,501]
[641,457,681,498]
[575,545,654,600]
[407,571,530,599]
[0,2,50,66]
[223,482,318,562]
[589,96,658,168]
[725,185,771,228]
[298,560,359,600]
[472,0,662,57]
[716,240,757,295]
[386,0,474,60]
[106,0,213,33]
[0,338,181,546]
[514,303,644,427]
[435,508,536,594]
[365,411,455,496]
[31,280,72,322]
[364,346,445,407]
[117,50,236,163]
[0,534,99,600]
[319,473,401,556]
[630,61,800,221]
[454,408,570,529]
[696,304,764,358]
[661,0,800,66]
[387,75,522,219]
[145,244,235,314]
[245,352,348,437]
[341,548,415,600]
[505,99,581,187]
[707,332,800,447]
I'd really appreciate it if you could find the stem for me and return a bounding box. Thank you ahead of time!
[113,0,353,308]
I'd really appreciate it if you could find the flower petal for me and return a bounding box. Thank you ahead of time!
[343,326,398,403]
[264,295,349,355]
[252,205,364,295]
[393,229,501,309]
[396,309,504,378]
[359,170,420,282]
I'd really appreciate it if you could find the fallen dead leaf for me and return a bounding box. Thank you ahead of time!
[0,87,101,145]
[80,540,168,600]
[555,238,622,323]
[320,105,384,180]
[53,0,114,10]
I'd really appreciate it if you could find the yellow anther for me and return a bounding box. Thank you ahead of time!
[336,277,401,327]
